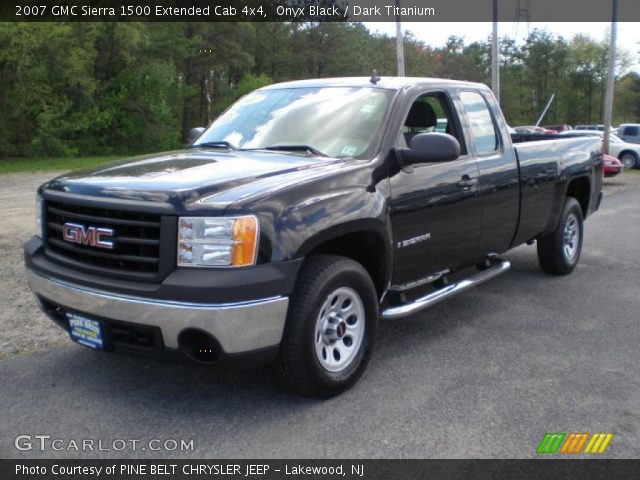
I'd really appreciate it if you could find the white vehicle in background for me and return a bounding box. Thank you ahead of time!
[575,124,616,133]
[617,124,640,145]
[561,130,640,169]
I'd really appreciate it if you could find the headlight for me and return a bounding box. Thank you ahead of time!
[177,216,258,267]
[35,193,43,238]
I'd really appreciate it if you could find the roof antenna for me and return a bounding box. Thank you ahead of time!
[369,69,380,85]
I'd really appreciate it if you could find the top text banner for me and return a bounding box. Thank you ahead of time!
[4,0,640,22]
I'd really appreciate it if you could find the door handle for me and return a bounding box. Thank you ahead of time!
[456,175,478,190]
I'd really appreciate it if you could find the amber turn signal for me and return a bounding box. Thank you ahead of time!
[231,216,258,266]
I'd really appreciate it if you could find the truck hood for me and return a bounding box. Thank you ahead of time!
[42,149,345,211]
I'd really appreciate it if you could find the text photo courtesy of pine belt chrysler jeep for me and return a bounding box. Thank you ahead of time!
[24,76,603,397]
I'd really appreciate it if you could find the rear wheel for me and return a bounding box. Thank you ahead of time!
[619,151,638,169]
[537,197,584,275]
[277,255,378,398]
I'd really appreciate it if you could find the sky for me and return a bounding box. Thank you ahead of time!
[363,22,640,73]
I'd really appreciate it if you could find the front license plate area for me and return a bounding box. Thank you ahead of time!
[67,313,104,350]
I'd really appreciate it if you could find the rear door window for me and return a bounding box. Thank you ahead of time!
[460,91,499,155]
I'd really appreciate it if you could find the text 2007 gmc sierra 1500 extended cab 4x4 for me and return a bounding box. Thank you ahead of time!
[24,77,603,397]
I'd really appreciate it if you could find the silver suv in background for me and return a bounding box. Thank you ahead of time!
[617,124,640,145]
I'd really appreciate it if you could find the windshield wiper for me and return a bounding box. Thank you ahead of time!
[193,141,237,150]
[242,145,328,157]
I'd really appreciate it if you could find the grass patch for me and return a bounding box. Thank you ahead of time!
[0,155,121,174]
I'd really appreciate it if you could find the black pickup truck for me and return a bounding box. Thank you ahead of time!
[24,77,603,397]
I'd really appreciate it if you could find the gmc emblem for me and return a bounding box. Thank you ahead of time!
[62,223,114,250]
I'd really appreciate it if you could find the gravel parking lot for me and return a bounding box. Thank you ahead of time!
[0,172,68,358]
[0,169,639,458]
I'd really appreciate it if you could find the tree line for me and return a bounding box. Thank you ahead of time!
[0,22,638,158]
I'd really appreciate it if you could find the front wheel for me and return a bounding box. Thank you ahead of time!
[277,255,378,398]
[537,197,584,275]
[619,151,638,169]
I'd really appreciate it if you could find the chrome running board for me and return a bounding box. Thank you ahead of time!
[381,258,511,320]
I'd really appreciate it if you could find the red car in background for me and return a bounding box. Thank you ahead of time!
[545,124,573,133]
[603,153,623,177]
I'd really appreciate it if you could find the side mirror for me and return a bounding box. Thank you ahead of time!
[187,127,205,143]
[397,132,461,166]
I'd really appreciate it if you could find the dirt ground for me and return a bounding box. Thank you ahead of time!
[1,169,639,358]
[0,172,68,358]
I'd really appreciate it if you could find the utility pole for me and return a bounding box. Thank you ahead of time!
[491,0,500,103]
[603,0,618,155]
[395,0,405,76]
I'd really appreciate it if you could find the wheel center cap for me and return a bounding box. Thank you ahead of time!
[336,322,346,338]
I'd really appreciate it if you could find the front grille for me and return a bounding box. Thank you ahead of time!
[44,200,163,276]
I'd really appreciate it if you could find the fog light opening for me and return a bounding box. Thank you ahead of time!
[178,329,220,364]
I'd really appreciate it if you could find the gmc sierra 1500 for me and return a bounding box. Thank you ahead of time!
[24,77,603,397]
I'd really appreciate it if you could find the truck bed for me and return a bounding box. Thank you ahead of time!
[512,135,603,246]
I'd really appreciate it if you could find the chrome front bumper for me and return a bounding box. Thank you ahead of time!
[25,269,289,354]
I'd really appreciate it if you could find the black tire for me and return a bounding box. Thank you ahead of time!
[537,197,584,275]
[277,255,378,398]
[619,151,639,169]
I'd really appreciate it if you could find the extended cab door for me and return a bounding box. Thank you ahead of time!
[387,90,482,288]
[456,89,519,256]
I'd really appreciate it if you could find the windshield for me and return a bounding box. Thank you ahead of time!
[563,131,623,143]
[193,87,395,159]
[588,131,623,143]
[593,132,623,143]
